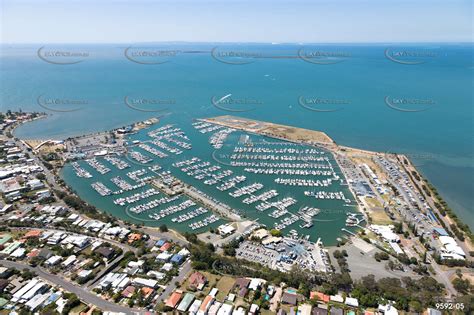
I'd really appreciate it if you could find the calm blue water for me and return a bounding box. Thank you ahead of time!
[1,43,472,228]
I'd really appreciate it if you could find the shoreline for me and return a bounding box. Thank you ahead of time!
[11,113,162,142]
[203,115,473,247]
[7,112,472,248]
[8,112,48,138]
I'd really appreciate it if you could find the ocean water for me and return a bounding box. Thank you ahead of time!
[1,43,472,229]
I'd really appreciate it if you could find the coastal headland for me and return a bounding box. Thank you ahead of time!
[204,115,335,146]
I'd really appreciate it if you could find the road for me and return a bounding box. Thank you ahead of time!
[427,253,457,298]
[14,135,60,191]
[156,260,192,304]
[85,252,125,289]
[400,157,472,256]
[0,259,142,313]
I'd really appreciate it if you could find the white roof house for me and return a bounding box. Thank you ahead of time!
[25,291,51,310]
[189,300,202,315]
[12,279,40,302]
[232,307,246,315]
[117,277,131,290]
[128,260,145,268]
[161,262,173,271]
[146,270,166,280]
[209,287,219,297]
[99,272,127,290]
[378,303,399,315]
[78,270,93,279]
[209,302,223,315]
[45,255,62,266]
[132,277,158,288]
[104,226,122,236]
[370,225,400,243]
[47,232,65,245]
[85,220,106,232]
[156,252,173,261]
[438,236,466,260]
[61,235,89,248]
[178,248,190,256]
[218,224,236,236]
[67,213,79,221]
[217,304,234,315]
[91,240,103,251]
[248,278,266,291]
[22,281,46,301]
[10,247,26,258]
[61,255,77,268]
[249,304,260,314]
[330,294,344,303]
[389,242,404,255]
[345,297,359,307]
[27,179,45,190]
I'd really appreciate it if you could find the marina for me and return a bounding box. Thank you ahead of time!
[137,143,168,158]
[61,117,361,244]
[110,176,143,192]
[171,207,208,223]
[345,213,365,227]
[113,188,160,206]
[104,155,130,170]
[91,182,112,196]
[188,214,220,230]
[274,178,332,187]
[209,127,235,149]
[148,199,196,219]
[85,158,110,175]
[126,168,153,182]
[72,162,92,178]
[129,195,180,214]
[128,151,153,164]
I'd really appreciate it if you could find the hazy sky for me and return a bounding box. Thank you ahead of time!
[1,0,472,43]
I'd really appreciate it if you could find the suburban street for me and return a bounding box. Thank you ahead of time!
[0,259,142,313]
[85,252,125,289]
[426,253,457,298]
[156,260,192,304]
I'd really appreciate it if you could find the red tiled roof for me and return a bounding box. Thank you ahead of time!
[128,233,142,244]
[189,271,207,287]
[121,285,136,298]
[27,249,40,258]
[23,230,41,238]
[200,295,214,311]
[141,287,154,299]
[160,242,172,251]
[310,291,330,303]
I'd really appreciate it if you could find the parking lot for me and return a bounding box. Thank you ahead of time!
[236,241,278,268]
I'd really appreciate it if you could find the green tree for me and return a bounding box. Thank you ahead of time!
[452,278,471,294]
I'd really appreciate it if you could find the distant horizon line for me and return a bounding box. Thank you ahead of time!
[1,41,473,45]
